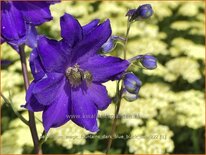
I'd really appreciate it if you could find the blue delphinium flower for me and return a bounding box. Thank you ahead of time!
[1,1,59,51]
[126,4,153,22]
[23,13,129,132]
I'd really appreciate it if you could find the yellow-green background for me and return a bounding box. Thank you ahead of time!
[1,1,205,154]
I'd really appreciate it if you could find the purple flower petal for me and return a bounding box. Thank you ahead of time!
[87,83,111,110]
[23,82,45,112]
[81,55,129,82]
[60,13,83,47]
[24,97,45,112]
[26,24,38,48]
[30,48,45,81]
[71,19,111,64]
[82,19,100,36]
[13,2,53,25]
[43,82,71,132]
[33,73,65,105]
[37,36,68,73]
[26,82,35,101]
[1,2,26,41]
[70,85,99,132]
[5,40,21,52]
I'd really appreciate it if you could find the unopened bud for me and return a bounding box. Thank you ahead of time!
[123,72,142,94]
[126,4,153,22]
[122,89,138,102]
[140,55,157,70]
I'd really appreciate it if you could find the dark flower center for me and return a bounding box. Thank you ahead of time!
[65,64,93,87]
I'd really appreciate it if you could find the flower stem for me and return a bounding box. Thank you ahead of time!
[105,17,132,154]
[127,55,142,62]
[19,45,42,154]
[39,130,47,149]
[123,18,132,59]
[0,92,29,126]
[105,80,123,154]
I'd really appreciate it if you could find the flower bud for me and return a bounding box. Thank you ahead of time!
[126,4,153,22]
[122,89,138,102]
[123,72,142,94]
[101,37,115,53]
[140,55,157,70]
[101,36,125,53]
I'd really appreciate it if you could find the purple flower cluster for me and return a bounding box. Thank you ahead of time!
[123,54,157,101]
[24,13,129,132]
[1,1,58,51]
[2,1,157,134]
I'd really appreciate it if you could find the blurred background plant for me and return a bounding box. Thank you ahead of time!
[1,1,205,154]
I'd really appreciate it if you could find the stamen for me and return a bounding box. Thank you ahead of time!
[83,71,93,85]
[65,64,93,87]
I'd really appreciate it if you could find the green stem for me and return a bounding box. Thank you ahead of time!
[105,81,123,154]
[39,130,47,148]
[123,18,132,59]
[105,17,132,154]
[19,45,42,154]
[0,92,29,126]
[192,129,200,153]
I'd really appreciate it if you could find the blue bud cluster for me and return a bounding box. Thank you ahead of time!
[126,4,153,22]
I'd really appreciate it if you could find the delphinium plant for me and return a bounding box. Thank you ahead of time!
[1,1,157,154]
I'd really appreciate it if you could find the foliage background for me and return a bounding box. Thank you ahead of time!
[1,1,205,154]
